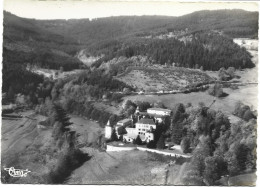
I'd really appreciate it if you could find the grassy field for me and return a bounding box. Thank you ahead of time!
[1,111,54,183]
[69,115,103,145]
[67,149,186,185]
[116,67,213,92]
[123,85,257,114]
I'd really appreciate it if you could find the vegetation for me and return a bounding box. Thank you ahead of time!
[93,32,253,71]
[233,102,256,121]
[208,83,224,97]
[2,56,44,102]
[2,9,257,185]
[156,135,165,149]
[218,67,237,81]
[163,102,257,185]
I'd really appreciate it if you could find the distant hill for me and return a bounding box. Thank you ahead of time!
[33,9,258,45]
[3,11,84,71]
[162,9,258,38]
[2,9,258,71]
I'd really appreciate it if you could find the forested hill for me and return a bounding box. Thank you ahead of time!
[3,9,258,49]
[91,32,254,71]
[3,11,84,71]
[162,9,258,38]
[6,9,257,46]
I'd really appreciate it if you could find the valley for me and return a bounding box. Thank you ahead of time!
[1,8,258,186]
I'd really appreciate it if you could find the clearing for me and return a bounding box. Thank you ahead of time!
[116,67,213,92]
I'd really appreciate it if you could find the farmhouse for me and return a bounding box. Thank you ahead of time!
[147,108,172,116]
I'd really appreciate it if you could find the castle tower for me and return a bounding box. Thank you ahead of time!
[135,106,140,114]
[105,120,112,139]
[107,119,111,126]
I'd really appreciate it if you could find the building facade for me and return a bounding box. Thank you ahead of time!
[135,118,156,136]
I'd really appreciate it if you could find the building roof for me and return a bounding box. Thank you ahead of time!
[152,114,167,118]
[136,118,155,125]
[147,108,172,113]
[117,119,132,124]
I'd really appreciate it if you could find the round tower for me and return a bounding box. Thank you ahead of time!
[105,120,112,139]
[135,106,140,114]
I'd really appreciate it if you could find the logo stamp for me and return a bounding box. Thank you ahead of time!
[4,167,31,177]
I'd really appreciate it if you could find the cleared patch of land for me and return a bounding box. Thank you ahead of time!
[116,67,213,91]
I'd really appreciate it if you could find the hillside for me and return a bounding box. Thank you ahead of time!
[34,9,258,45]
[2,9,257,95]
[3,11,84,70]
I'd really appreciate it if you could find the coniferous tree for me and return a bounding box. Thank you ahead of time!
[156,134,165,149]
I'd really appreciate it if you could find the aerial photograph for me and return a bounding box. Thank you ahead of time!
[1,0,258,186]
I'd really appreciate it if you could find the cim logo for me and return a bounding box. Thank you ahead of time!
[4,167,31,177]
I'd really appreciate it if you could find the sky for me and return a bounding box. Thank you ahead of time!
[3,0,259,20]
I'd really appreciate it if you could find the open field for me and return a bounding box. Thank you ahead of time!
[116,67,213,92]
[69,115,103,145]
[123,84,257,114]
[1,111,46,155]
[32,68,84,79]
[67,148,186,185]
[1,111,53,183]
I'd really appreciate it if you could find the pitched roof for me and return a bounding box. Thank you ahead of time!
[148,108,171,113]
[117,119,132,124]
[137,118,155,125]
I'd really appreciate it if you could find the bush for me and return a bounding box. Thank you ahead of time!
[243,109,256,121]
[233,102,256,121]
[208,83,223,97]
[135,135,143,145]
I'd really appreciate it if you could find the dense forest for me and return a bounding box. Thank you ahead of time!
[92,32,254,70]
[167,103,257,185]
[37,9,258,44]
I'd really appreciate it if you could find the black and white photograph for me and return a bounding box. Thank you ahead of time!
[1,0,258,186]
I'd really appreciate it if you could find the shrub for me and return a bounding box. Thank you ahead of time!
[135,135,143,145]
[208,83,223,97]
[243,109,256,121]
[233,102,256,121]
